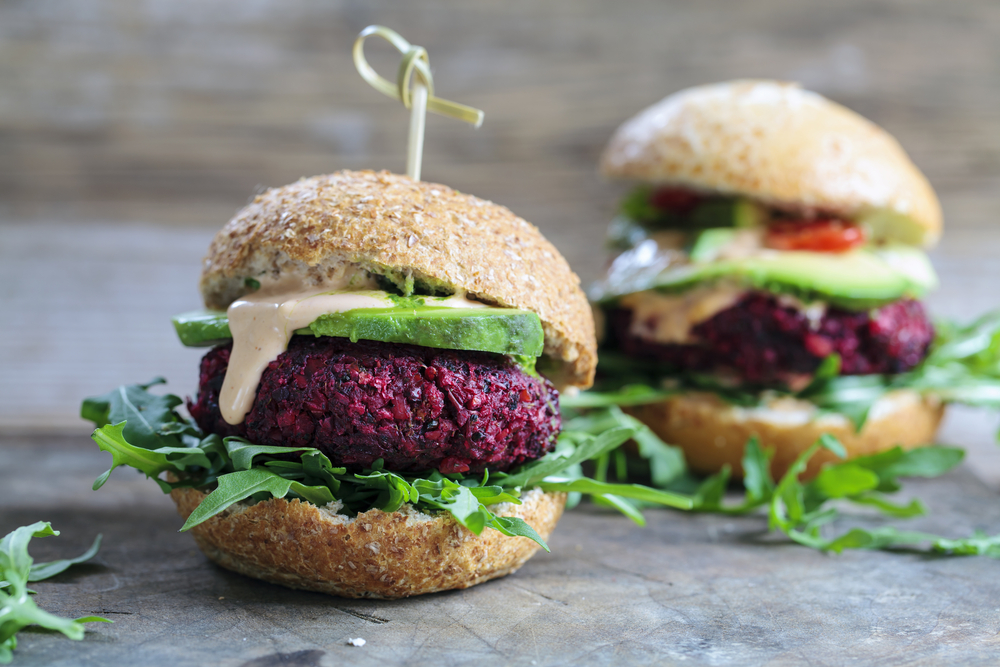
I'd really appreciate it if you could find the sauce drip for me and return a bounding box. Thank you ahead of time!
[220,275,490,425]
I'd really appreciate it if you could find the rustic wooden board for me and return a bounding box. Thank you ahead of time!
[3,0,1000,271]
[2,435,1000,667]
[3,1,1000,665]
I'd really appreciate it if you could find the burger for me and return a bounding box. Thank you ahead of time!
[591,80,947,479]
[83,170,692,599]
[82,169,607,599]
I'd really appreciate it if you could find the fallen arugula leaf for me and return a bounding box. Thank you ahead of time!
[0,523,110,664]
[673,435,990,557]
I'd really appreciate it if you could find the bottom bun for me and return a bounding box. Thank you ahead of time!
[626,390,945,480]
[171,486,565,599]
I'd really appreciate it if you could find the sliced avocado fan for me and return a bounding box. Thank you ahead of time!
[592,235,938,310]
[172,305,545,358]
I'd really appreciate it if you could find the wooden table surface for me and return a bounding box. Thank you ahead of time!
[3,430,1000,667]
[3,1,1000,665]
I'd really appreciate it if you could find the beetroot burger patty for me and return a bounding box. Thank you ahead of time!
[609,293,934,384]
[189,337,560,474]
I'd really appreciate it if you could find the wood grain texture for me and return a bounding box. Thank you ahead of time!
[3,4,1000,665]
[3,0,1000,278]
[3,435,1000,666]
[3,0,1000,434]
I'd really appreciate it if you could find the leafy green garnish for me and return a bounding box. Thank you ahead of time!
[664,435,995,556]
[619,185,662,225]
[561,385,674,409]
[0,523,109,664]
[594,310,1000,432]
[82,380,695,551]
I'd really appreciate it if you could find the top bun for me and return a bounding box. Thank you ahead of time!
[601,80,941,246]
[200,170,596,389]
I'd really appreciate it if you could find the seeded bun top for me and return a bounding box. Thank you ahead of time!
[601,80,941,247]
[200,170,596,389]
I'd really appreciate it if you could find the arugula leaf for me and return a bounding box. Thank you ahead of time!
[619,185,660,223]
[80,379,191,450]
[79,380,710,550]
[538,477,692,510]
[223,438,321,472]
[561,385,674,409]
[489,516,549,549]
[497,426,634,489]
[0,523,110,664]
[741,438,775,503]
[561,406,686,488]
[758,439,997,556]
[90,422,177,492]
[693,466,731,509]
[180,469,335,531]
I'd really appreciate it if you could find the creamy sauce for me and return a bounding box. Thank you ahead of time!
[775,294,827,330]
[619,285,745,344]
[421,293,491,309]
[618,285,830,345]
[220,273,491,425]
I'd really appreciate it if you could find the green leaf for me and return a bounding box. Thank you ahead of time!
[490,517,550,552]
[180,469,335,531]
[817,433,848,459]
[848,494,926,518]
[539,477,693,509]
[90,422,176,491]
[224,438,319,471]
[468,485,521,506]
[692,466,731,510]
[768,440,822,531]
[811,464,880,498]
[591,494,646,526]
[877,446,964,479]
[561,385,674,409]
[439,485,487,534]
[0,523,110,661]
[741,438,775,502]
[0,523,59,577]
[499,426,635,489]
[81,379,188,450]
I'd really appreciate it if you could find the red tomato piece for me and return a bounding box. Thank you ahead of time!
[649,186,703,213]
[765,219,866,253]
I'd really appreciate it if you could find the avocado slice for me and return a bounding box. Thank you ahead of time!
[172,306,545,357]
[591,245,937,310]
[172,310,233,347]
[688,228,740,263]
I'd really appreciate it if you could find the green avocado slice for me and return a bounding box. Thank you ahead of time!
[172,306,545,357]
[591,244,938,310]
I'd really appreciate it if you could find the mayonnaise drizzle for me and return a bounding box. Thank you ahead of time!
[619,285,745,344]
[220,274,491,425]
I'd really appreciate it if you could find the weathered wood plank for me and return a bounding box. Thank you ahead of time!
[2,435,1000,666]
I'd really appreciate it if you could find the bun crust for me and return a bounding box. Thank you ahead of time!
[171,486,565,599]
[602,80,941,246]
[625,390,944,479]
[200,170,596,389]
